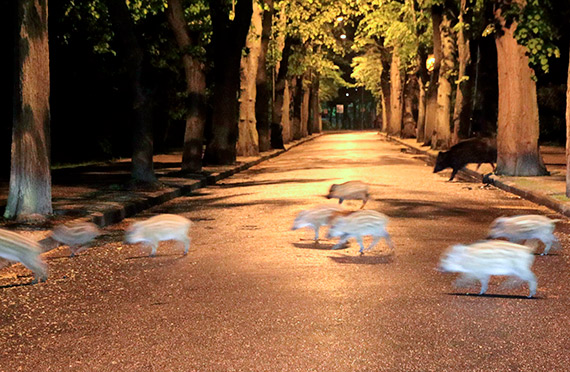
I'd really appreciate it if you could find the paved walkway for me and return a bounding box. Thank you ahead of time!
[0,130,568,243]
[0,135,322,230]
[1,131,568,371]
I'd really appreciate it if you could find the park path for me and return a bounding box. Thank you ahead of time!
[1,131,569,371]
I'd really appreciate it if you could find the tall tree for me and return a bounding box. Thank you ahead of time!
[451,0,473,145]
[272,35,298,146]
[424,5,442,146]
[105,0,157,184]
[566,44,570,196]
[237,2,263,156]
[5,0,52,219]
[433,12,454,149]
[166,0,207,173]
[566,44,570,198]
[203,0,253,165]
[309,70,322,134]
[388,47,403,136]
[494,3,547,176]
[290,76,303,140]
[255,0,274,151]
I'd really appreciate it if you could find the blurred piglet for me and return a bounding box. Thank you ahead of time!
[326,181,370,208]
[433,137,496,181]
[0,228,47,283]
[487,214,561,255]
[438,240,537,297]
[291,205,350,243]
[49,221,102,257]
[125,214,191,257]
[327,210,394,254]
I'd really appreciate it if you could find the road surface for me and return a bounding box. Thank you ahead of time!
[1,131,569,371]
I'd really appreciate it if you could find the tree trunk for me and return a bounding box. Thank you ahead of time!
[5,0,52,219]
[417,78,426,142]
[424,5,442,146]
[566,44,570,196]
[451,0,473,145]
[105,0,156,184]
[433,14,454,149]
[166,0,207,173]
[255,0,273,152]
[271,35,297,148]
[300,71,310,137]
[402,74,417,138]
[494,7,547,176]
[290,76,303,140]
[237,3,262,157]
[388,48,403,136]
[380,58,391,133]
[204,0,253,165]
[309,74,321,134]
[281,80,291,143]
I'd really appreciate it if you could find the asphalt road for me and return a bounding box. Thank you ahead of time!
[1,131,569,371]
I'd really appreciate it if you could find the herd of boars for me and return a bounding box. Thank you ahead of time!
[0,214,192,284]
[0,137,564,298]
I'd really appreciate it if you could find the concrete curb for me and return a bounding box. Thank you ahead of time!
[86,133,324,228]
[380,133,570,218]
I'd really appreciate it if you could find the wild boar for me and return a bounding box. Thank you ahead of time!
[433,137,497,181]
[291,205,351,243]
[0,228,47,283]
[326,181,370,209]
[487,214,561,255]
[438,240,537,297]
[125,214,192,257]
[327,210,394,254]
[50,221,102,257]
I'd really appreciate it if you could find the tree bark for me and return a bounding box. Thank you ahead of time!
[495,7,547,176]
[280,80,291,144]
[269,6,288,149]
[309,73,321,134]
[388,47,403,136]
[417,78,426,141]
[290,76,303,140]
[166,0,207,173]
[566,44,570,196]
[402,74,417,138]
[300,71,310,137]
[255,0,273,151]
[237,3,262,157]
[424,5,442,146]
[451,0,473,145]
[204,0,253,165]
[5,0,52,219]
[416,53,428,143]
[105,0,156,184]
[433,13,454,149]
[380,57,391,133]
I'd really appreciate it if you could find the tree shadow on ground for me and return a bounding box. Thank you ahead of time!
[292,241,340,250]
[247,156,418,174]
[446,292,540,300]
[380,198,531,224]
[124,253,187,260]
[215,178,334,188]
[0,278,37,289]
[162,197,295,215]
[329,253,395,265]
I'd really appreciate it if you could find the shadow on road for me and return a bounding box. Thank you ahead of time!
[329,253,395,265]
[0,279,36,289]
[216,178,333,188]
[445,292,541,300]
[292,242,339,250]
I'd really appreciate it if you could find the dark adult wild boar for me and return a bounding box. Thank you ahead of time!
[433,137,497,181]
